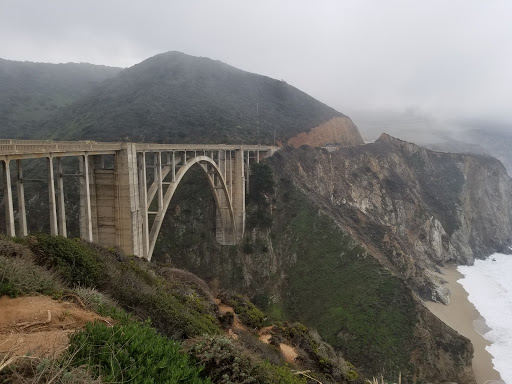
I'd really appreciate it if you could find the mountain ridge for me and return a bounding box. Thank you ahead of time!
[0,58,122,138]
[36,51,361,145]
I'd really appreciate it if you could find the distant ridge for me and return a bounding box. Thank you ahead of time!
[37,51,362,145]
[0,58,122,138]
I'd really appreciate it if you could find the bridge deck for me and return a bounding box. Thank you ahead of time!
[0,140,278,160]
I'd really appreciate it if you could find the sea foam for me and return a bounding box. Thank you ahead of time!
[458,253,512,384]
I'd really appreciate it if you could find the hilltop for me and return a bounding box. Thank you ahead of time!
[18,51,361,145]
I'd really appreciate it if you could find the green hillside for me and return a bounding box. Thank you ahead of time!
[0,58,121,138]
[42,51,344,144]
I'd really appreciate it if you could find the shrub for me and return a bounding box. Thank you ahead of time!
[0,255,62,297]
[66,321,210,384]
[257,361,306,384]
[72,286,130,322]
[224,294,266,329]
[0,356,100,384]
[187,335,305,384]
[25,235,107,288]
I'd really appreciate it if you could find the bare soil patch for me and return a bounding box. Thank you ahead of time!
[0,295,111,358]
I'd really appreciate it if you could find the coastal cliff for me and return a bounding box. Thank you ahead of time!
[275,134,512,302]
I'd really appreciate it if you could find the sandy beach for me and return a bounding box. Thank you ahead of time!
[424,265,503,384]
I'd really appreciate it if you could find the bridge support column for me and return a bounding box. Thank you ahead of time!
[47,157,58,236]
[79,155,93,241]
[138,152,149,258]
[16,160,27,236]
[114,143,143,257]
[56,158,66,237]
[2,160,15,237]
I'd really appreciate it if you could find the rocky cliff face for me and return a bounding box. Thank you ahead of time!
[288,116,364,147]
[275,134,512,301]
[154,150,479,383]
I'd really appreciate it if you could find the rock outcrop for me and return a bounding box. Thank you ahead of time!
[288,116,364,147]
[274,134,512,300]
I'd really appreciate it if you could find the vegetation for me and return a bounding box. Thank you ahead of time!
[34,52,343,144]
[271,176,417,378]
[66,321,210,384]
[0,236,316,383]
[23,235,107,288]
[0,239,62,297]
[247,162,275,229]
[0,58,121,139]
[150,156,419,380]
[15,234,221,339]
[187,335,305,384]
[223,293,266,329]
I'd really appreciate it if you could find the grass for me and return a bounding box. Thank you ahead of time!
[0,239,63,298]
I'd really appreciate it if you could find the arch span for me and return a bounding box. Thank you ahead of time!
[147,156,236,260]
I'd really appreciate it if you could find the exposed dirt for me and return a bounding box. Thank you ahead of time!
[288,116,364,147]
[258,326,298,364]
[216,300,299,364]
[0,295,111,358]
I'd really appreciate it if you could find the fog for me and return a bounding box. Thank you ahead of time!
[1,0,511,140]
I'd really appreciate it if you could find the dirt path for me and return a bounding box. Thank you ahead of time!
[0,295,111,358]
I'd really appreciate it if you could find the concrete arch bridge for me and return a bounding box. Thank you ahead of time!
[0,140,278,260]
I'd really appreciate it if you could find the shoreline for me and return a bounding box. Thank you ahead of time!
[424,265,503,384]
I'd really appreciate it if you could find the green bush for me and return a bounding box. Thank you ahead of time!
[0,254,62,297]
[66,321,210,384]
[0,357,100,384]
[187,335,305,384]
[25,235,107,288]
[258,361,306,384]
[225,294,266,329]
[72,286,130,323]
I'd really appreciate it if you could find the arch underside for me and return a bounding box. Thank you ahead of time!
[146,155,236,259]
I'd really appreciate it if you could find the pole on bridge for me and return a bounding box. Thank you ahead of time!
[2,160,15,237]
[16,160,27,236]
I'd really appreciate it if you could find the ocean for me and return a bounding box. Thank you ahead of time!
[458,253,512,384]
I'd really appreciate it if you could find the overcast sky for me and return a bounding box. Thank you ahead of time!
[1,0,511,138]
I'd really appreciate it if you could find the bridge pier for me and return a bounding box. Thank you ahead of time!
[2,160,15,237]
[16,160,27,236]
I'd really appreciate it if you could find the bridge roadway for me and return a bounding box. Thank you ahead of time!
[0,140,278,260]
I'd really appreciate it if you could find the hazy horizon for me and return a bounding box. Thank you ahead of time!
[1,0,511,139]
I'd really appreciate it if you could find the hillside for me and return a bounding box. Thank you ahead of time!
[0,235,364,384]
[39,51,361,145]
[152,157,479,383]
[0,58,121,138]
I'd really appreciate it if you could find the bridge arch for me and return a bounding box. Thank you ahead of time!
[145,155,236,260]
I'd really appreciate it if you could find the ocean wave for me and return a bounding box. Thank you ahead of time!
[458,253,512,384]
